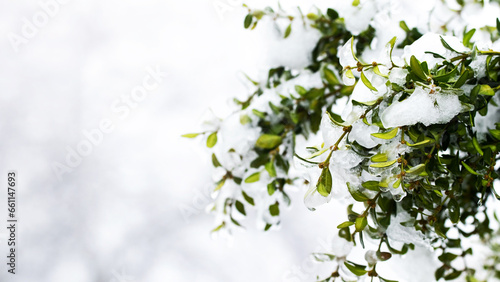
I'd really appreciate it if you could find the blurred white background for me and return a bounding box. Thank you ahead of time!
[0,1,357,281]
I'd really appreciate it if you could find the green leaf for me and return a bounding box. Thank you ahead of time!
[244,14,253,29]
[212,153,221,167]
[267,182,276,196]
[438,252,458,262]
[399,21,410,32]
[373,65,388,78]
[489,129,500,140]
[444,270,462,280]
[347,183,370,202]
[472,137,483,156]
[317,167,333,197]
[295,85,307,95]
[211,222,225,233]
[214,178,226,192]
[448,198,460,223]
[371,153,388,162]
[344,261,367,276]
[360,71,378,91]
[406,164,426,175]
[269,202,280,216]
[355,216,367,232]
[440,36,459,53]
[207,132,218,148]
[475,84,494,96]
[240,114,252,125]
[242,191,255,206]
[337,221,355,229]
[181,133,200,138]
[461,161,481,175]
[230,216,243,227]
[388,36,397,63]
[362,181,380,191]
[352,99,380,107]
[371,127,398,139]
[379,276,398,282]
[322,67,340,85]
[410,55,428,81]
[352,0,360,6]
[252,109,266,119]
[406,139,432,147]
[463,28,476,46]
[453,69,469,88]
[433,65,458,82]
[345,68,355,79]
[370,159,397,168]
[235,200,246,215]
[284,23,292,38]
[312,253,336,262]
[244,172,260,183]
[265,161,277,177]
[255,134,282,149]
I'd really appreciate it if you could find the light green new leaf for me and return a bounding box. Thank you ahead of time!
[371,153,388,162]
[361,71,378,91]
[476,84,494,96]
[265,161,277,177]
[406,164,426,175]
[373,65,388,78]
[355,216,368,232]
[370,159,397,168]
[406,139,432,147]
[337,221,355,229]
[214,178,225,192]
[362,181,380,191]
[371,128,398,139]
[255,134,282,149]
[207,132,218,148]
[182,133,200,138]
[244,172,260,183]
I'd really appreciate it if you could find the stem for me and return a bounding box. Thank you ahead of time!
[478,50,500,56]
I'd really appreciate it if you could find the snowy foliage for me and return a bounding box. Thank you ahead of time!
[185,0,500,281]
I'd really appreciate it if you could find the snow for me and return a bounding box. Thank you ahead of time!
[380,85,465,128]
[339,38,357,69]
[402,33,469,68]
[388,68,408,86]
[348,120,379,148]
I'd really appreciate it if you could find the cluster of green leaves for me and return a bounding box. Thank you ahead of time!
[185,4,500,282]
